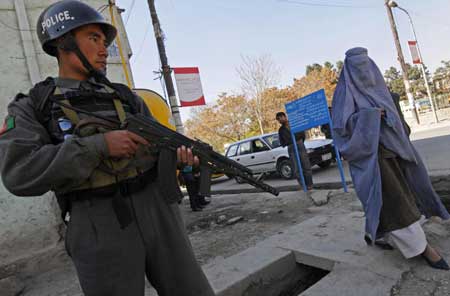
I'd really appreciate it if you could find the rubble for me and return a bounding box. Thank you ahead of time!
[226,216,244,225]
[310,191,330,206]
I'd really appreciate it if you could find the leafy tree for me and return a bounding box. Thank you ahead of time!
[384,64,427,100]
[384,66,405,99]
[305,63,323,75]
[336,60,344,76]
[185,94,252,152]
[433,60,450,94]
[291,65,338,105]
[434,60,450,77]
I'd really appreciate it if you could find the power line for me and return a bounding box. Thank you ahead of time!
[277,0,375,8]
[125,0,136,25]
[134,23,151,62]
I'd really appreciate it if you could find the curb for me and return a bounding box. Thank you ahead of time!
[208,174,450,196]
[209,181,353,196]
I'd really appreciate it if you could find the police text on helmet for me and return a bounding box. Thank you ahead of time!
[41,11,74,34]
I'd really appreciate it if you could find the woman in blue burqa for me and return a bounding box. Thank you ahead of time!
[332,47,450,270]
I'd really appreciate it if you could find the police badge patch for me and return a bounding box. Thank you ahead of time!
[0,116,15,135]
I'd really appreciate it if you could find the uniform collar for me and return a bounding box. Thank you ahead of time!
[54,77,81,89]
[54,77,105,89]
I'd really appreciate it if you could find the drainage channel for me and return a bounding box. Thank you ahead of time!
[278,264,329,296]
[238,262,330,296]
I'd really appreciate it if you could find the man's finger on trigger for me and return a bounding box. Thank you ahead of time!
[128,132,149,145]
[128,139,138,152]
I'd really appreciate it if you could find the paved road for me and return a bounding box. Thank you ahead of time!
[212,122,450,192]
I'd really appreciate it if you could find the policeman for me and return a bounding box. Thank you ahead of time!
[0,1,214,295]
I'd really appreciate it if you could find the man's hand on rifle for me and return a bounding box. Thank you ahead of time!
[104,131,199,167]
[104,130,149,159]
[177,145,200,170]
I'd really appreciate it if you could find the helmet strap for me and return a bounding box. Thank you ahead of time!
[58,33,111,84]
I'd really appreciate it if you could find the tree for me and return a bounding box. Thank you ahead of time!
[257,87,293,133]
[236,54,280,135]
[290,65,338,105]
[305,63,323,75]
[384,64,427,100]
[384,66,405,99]
[434,60,450,94]
[336,60,344,77]
[184,93,253,152]
[434,60,450,78]
[324,61,334,70]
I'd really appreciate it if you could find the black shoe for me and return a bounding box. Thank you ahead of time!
[199,200,211,206]
[422,255,450,270]
[192,207,203,212]
[374,239,395,250]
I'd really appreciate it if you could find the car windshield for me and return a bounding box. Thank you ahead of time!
[226,144,238,157]
[263,134,281,149]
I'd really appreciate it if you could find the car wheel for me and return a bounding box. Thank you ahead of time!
[318,160,332,168]
[278,159,294,179]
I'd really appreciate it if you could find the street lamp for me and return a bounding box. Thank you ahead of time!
[388,0,439,123]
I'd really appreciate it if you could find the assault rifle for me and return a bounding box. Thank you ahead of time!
[126,114,280,200]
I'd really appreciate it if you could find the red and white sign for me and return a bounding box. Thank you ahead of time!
[408,41,422,65]
[173,67,206,107]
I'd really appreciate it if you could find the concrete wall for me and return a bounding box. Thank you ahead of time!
[0,0,133,267]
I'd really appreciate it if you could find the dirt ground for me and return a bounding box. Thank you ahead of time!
[181,188,357,266]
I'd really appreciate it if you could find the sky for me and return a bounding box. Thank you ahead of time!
[115,0,450,121]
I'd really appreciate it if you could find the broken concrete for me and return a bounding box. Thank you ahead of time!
[309,191,330,206]
[203,211,449,296]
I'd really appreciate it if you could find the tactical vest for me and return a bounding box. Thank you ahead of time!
[25,77,144,193]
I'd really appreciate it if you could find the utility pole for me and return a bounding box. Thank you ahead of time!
[147,0,184,133]
[384,0,420,125]
[387,1,438,123]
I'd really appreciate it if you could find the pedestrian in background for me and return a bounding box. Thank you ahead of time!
[179,167,211,212]
[276,112,313,190]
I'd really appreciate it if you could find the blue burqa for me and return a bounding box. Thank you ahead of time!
[331,47,449,241]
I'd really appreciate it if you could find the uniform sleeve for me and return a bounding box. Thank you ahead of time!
[0,96,109,196]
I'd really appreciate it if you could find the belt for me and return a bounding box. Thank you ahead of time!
[65,166,157,201]
[57,167,157,229]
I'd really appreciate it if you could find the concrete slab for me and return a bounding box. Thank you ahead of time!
[202,211,437,296]
[274,212,411,279]
[205,245,299,296]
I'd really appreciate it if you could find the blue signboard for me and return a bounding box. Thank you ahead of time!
[284,89,347,192]
[285,89,330,133]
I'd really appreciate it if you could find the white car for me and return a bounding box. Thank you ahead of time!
[225,133,334,181]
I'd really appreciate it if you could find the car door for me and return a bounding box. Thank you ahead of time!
[250,138,276,173]
[234,141,254,171]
